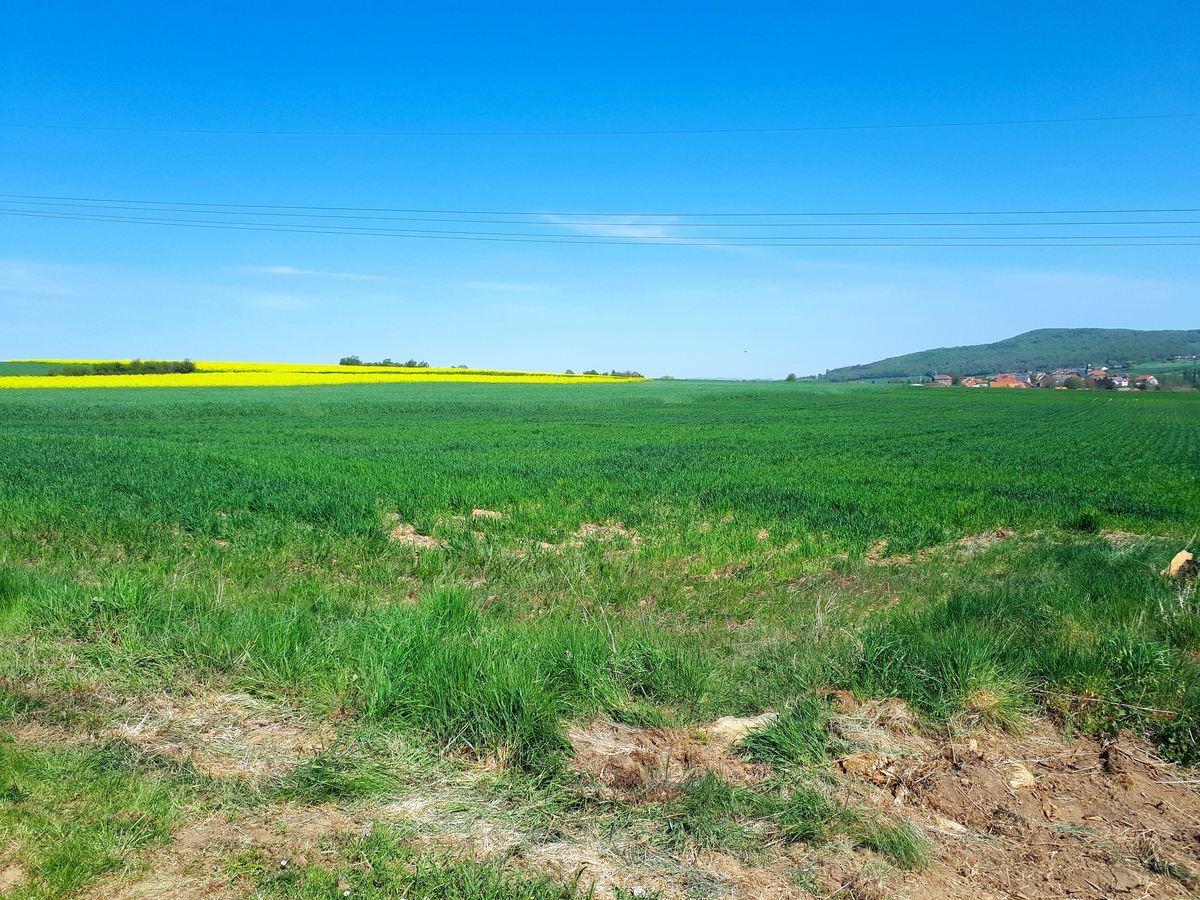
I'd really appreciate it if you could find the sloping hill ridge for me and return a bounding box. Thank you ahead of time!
[820,328,1200,381]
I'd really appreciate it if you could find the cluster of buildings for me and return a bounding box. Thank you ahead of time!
[926,366,1159,390]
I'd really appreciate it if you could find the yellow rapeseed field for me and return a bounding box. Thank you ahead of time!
[0,360,644,389]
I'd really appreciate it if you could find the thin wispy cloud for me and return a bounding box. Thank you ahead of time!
[543,215,681,242]
[240,265,388,281]
[540,216,764,256]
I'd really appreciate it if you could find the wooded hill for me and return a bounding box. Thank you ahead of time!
[819,328,1200,381]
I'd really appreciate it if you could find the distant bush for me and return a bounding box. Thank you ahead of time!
[339,356,430,368]
[62,359,196,376]
[1157,371,1200,391]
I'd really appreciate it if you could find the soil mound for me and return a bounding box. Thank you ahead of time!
[385,514,445,549]
[865,726,1200,898]
[567,718,772,799]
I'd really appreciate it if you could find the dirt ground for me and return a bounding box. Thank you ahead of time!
[830,706,1200,899]
[566,702,1200,899]
[8,691,1199,899]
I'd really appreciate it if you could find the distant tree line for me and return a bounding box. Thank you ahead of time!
[339,356,430,368]
[1060,374,1196,392]
[56,359,196,376]
[1156,370,1200,391]
[578,368,643,377]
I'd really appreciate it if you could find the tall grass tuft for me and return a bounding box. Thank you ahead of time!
[739,696,830,767]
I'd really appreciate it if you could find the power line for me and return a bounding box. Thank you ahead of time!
[2,193,1198,219]
[3,209,1196,247]
[3,208,1198,239]
[1,199,1197,227]
[1,112,1197,137]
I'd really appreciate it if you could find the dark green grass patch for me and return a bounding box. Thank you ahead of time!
[0,739,191,897]
[738,696,831,768]
[270,746,394,803]
[655,774,931,870]
[246,824,588,899]
[839,540,1200,762]
[776,785,931,870]
[1,568,715,773]
[656,772,775,852]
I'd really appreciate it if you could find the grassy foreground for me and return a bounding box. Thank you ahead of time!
[1,380,1198,897]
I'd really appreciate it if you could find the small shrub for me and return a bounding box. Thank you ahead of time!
[75,359,197,376]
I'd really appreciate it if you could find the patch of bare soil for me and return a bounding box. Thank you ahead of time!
[0,863,28,893]
[951,528,1014,555]
[85,803,357,899]
[567,717,772,799]
[576,522,639,544]
[690,851,801,899]
[687,563,745,583]
[866,529,1017,567]
[1102,529,1149,545]
[835,719,1200,898]
[26,684,1197,900]
[1163,549,1198,579]
[539,522,642,552]
[372,790,683,898]
[523,841,677,899]
[5,691,333,781]
[118,693,334,780]
[384,514,445,549]
[706,712,777,748]
[388,787,710,899]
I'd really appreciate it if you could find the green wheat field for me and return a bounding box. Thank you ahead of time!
[1,380,1198,898]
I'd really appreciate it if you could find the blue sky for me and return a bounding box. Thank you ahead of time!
[2,1,1197,377]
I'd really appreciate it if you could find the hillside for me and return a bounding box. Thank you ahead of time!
[819,328,1200,381]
